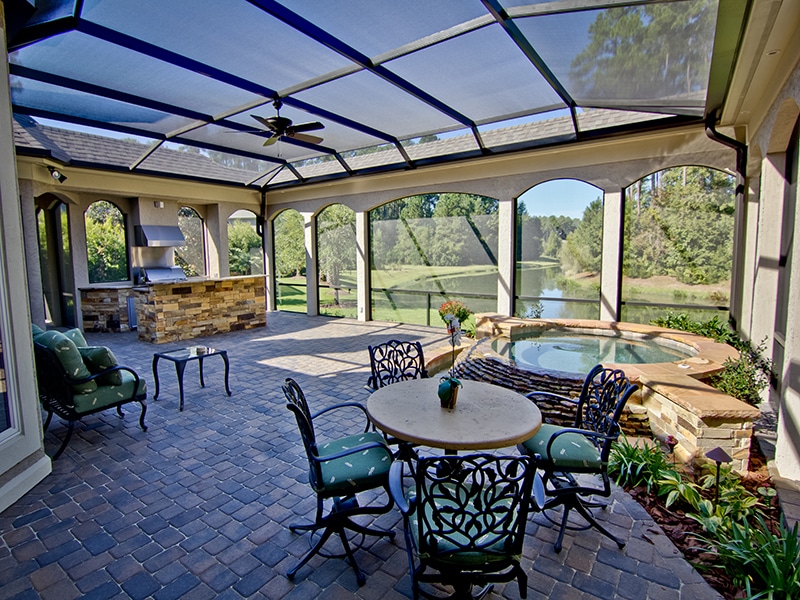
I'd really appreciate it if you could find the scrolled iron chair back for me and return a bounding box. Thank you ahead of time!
[283,378,323,489]
[575,367,636,461]
[368,339,428,389]
[413,454,533,560]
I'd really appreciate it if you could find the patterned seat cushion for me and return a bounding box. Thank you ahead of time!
[317,432,392,497]
[521,423,601,470]
[72,370,147,414]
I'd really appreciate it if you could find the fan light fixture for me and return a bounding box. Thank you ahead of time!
[48,166,67,183]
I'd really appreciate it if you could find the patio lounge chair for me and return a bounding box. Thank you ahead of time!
[32,326,147,459]
[518,365,638,552]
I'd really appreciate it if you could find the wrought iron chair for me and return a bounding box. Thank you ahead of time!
[390,453,542,600]
[282,378,394,585]
[518,365,639,553]
[366,339,429,391]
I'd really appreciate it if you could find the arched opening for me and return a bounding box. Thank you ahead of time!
[85,200,129,284]
[317,204,357,318]
[176,206,206,277]
[272,209,306,313]
[369,193,499,327]
[620,166,735,324]
[515,180,603,319]
[35,195,76,328]
[227,209,263,276]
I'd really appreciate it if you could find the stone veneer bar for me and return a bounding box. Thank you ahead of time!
[80,275,266,344]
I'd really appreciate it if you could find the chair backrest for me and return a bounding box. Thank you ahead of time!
[367,339,428,390]
[283,378,323,488]
[411,453,534,562]
[574,366,638,459]
[33,341,76,414]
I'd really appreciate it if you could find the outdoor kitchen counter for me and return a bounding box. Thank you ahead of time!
[135,275,267,344]
[80,275,267,343]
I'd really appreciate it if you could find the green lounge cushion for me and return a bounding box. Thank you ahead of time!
[72,370,146,414]
[521,423,602,470]
[33,330,97,394]
[64,328,88,348]
[409,483,518,567]
[31,323,44,336]
[316,431,391,496]
[78,346,123,386]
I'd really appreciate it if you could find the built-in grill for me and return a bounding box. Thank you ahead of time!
[140,266,188,284]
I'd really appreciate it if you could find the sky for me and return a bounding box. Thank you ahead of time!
[518,178,602,219]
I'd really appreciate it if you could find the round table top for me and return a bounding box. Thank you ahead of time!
[366,378,542,451]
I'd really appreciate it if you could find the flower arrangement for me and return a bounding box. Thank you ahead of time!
[439,299,472,325]
[438,300,471,408]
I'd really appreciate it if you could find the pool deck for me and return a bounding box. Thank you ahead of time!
[1,313,726,598]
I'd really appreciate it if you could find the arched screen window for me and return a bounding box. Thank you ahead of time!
[227,210,263,276]
[176,206,206,277]
[85,200,129,283]
[273,209,306,313]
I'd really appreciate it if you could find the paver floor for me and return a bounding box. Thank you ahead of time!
[0,312,721,599]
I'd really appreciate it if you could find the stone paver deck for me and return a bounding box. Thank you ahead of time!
[0,312,721,599]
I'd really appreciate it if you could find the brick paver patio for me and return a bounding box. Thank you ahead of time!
[0,312,721,599]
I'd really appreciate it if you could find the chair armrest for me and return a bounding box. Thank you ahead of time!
[309,439,390,464]
[389,460,410,515]
[67,365,141,386]
[311,401,373,432]
[544,426,617,456]
[525,390,578,405]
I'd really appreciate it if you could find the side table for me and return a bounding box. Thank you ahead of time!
[153,345,232,411]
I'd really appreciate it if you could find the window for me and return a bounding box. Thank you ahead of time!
[176,206,206,277]
[273,209,306,313]
[85,200,129,283]
[620,167,734,323]
[515,180,603,319]
[369,193,499,326]
[317,204,357,318]
[227,209,263,276]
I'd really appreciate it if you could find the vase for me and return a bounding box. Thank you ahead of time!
[438,377,461,409]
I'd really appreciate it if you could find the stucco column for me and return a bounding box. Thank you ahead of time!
[264,215,276,312]
[775,166,800,481]
[735,177,761,337]
[748,155,785,356]
[205,204,223,279]
[355,210,370,321]
[304,213,319,316]
[496,198,514,316]
[600,189,623,321]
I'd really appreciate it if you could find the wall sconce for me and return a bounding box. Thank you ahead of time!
[47,166,67,183]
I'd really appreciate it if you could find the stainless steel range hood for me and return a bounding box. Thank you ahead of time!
[134,225,186,247]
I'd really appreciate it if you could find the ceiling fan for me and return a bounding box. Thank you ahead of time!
[251,99,324,146]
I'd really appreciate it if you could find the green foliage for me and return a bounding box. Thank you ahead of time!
[85,201,128,283]
[695,516,800,599]
[176,206,204,277]
[318,204,356,306]
[559,198,603,275]
[608,437,673,492]
[274,210,305,277]
[652,312,735,344]
[227,219,262,276]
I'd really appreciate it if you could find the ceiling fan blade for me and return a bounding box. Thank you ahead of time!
[291,121,324,133]
[289,132,324,145]
[262,134,280,146]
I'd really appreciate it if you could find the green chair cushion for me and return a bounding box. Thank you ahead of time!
[408,484,518,567]
[521,423,602,470]
[64,328,88,348]
[78,346,123,386]
[31,323,44,336]
[72,370,146,414]
[317,431,391,497]
[34,330,97,394]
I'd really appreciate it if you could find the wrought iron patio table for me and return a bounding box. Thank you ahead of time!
[152,346,232,411]
[366,378,541,451]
